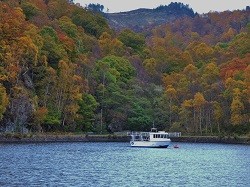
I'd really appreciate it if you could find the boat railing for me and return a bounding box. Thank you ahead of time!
[127,132,150,141]
[168,132,181,137]
[127,132,181,137]
[127,132,141,136]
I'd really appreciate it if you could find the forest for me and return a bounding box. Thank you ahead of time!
[0,0,249,136]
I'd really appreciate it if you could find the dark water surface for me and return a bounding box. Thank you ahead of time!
[0,142,249,187]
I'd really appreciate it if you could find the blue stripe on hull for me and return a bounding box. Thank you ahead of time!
[131,145,169,148]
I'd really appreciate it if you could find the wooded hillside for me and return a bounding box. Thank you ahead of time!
[0,0,249,135]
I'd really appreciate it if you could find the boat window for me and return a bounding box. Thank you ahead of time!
[153,134,155,138]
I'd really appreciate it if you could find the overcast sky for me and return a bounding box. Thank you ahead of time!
[74,0,249,13]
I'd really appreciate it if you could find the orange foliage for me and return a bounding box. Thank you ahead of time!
[58,32,75,53]
[220,55,250,80]
[0,3,26,41]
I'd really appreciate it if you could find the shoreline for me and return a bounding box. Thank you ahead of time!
[171,136,250,145]
[0,134,249,145]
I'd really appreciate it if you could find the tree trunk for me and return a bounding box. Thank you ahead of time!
[209,110,213,134]
[193,109,197,134]
[169,98,172,127]
[205,109,208,134]
[199,108,202,135]
[100,108,103,134]
[217,122,220,134]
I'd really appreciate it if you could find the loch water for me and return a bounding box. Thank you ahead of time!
[0,142,249,187]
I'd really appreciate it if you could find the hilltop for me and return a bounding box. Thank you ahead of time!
[105,2,196,31]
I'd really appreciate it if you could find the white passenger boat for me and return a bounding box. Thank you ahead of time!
[128,128,180,148]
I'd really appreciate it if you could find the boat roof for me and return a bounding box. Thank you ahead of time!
[150,131,168,134]
[140,131,169,134]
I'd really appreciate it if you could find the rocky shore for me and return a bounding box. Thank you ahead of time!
[0,134,129,144]
[0,134,249,145]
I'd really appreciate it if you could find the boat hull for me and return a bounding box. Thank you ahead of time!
[130,140,170,148]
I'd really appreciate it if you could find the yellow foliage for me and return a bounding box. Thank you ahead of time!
[193,92,206,108]
[18,36,39,65]
[182,51,193,65]
[230,92,244,125]
[143,58,157,75]
[165,85,177,98]
[0,84,9,119]
[99,32,124,56]
[182,99,193,108]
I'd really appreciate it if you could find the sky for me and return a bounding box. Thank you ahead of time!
[74,0,249,13]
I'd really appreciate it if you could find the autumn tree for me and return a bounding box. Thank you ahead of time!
[179,99,193,133]
[47,0,70,19]
[0,84,9,120]
[98,32,124,57]
[164,85,177,127]
[40,26,67,66]
[230,88,244,126]
[56,60,84,130]
[213,101,223,133]
[143,58,157,76]
[32,106,48,132]
[193,92,206,135]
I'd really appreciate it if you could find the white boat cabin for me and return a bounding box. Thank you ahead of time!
[128,128,181,147]
[129,128,171,142]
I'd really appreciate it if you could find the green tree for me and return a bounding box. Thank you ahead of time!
[21,1,40,20]
[76,94,98,132]
[87,3,104,12]
[93,56,135,132]
[58,16,78,38]
[118,29,145,54]
[71,7,110,37]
